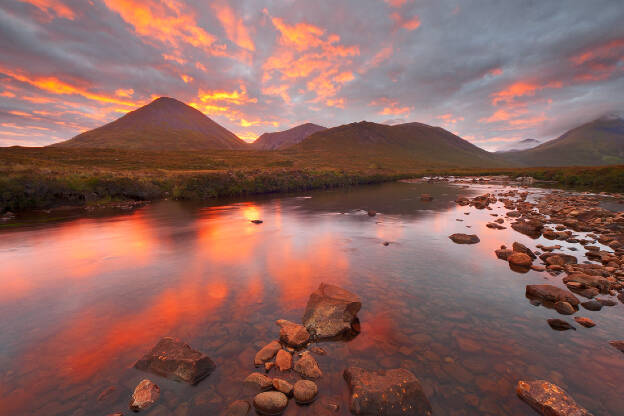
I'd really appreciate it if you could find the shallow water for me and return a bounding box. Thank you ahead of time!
[0,181,623,416]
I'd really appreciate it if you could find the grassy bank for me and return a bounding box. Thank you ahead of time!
[1,147,622,213]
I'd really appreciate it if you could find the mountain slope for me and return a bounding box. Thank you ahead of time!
[52,97,247,150]
[503,116,624,166]
[496,138,541,152]
[251,123,326,150]
[289,121,506,168]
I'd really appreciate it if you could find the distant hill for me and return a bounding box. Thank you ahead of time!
[289,121,506,168]
[251,123,326,150]
[51,97,247,150]
[503,116,624,166]
[496,138,541,153]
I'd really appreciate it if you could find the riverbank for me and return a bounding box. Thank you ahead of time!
[1,147,623,213]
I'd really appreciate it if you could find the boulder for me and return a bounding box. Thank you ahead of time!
[254,341,282,366]
[293,380,318,404]
[129,379,160,411]
[302,283,361,340]
[134,337,215,384]
[223,400,251,416]
[511,219,544,238]
[294,351,322,379]
[540,253,577,265]
[343,367,432,416]
[495,249,513,260]
[516,380,592,416]
[580,300,602,311]
[449,233,480,244]
[253,391,288,415]
[526,285,580,306]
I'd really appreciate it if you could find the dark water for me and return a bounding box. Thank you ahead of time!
[0,181,623,416]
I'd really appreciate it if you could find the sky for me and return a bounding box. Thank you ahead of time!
[0,0,623,150]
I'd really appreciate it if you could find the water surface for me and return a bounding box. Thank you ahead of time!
[1,181,623,415]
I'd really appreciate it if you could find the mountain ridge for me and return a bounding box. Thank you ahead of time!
[251,123,326,150]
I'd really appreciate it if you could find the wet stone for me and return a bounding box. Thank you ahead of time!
[223,400,250,416]
[554,301,575,315]
[277,320,310,348]
[253,391,288,416]
[548,319,575,331]
[129,379,160,412]
[134,337,215,384]
[272,378,293,396]
[516,380,592,416]
[293,380,318,404]
[449,233,480,244]
[581,300,602,311]
[302,283,361,340]
[294,351,322,379]
[244,372,273,392]
[574,317,596,328]
[343,367,432,416]
[609,340,624,354]
[254,341,281,366]
[275,349,292,372]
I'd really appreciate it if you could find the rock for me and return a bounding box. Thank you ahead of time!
[251,220,263,224]
[526,285,580,306]
[129,379,160,411]
[308,346,327,355]
[486,222,506,230]
[253,391,288,415]
[134,337,215,384]
[420,194,433,201]
[513,242,536,259]
[223,400,251,416]
[596,298,616,307]
[547,319,575,331]
[516,380,592,416]
[367,210,377,217]
[580,300,602,311]
[574,317,596,328]
[540,252,577,265]
[495,249,513,260]
[277,320,310,348]
[272,378,293,396]
[511,219,544,238]
[609,341,624,353]
[302,283,361,340]
[244,373,273,391]
[531,265,546,272]
[449,233,480,244]
[343,367,432,416]
[293,380,318,404]
[254,341,282,366]
[508,252,532,268]
[554,301,575,315]
[564,273,609,292]
[275,350,292,372]
[97,386,117,402]
[294,351,322,379]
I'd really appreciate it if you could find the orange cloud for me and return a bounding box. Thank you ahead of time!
[102,0,216,51]
[1,66,137,106]
[371,97,410,115]
[488,67,503,76]
[491,80,562,105]
[436,113,464,124]
[570,38,624,82]
[384,0,410,7]
[180,74,193,83]
[19,0,75,20]
[212,1,255,51]
[198,85,257,106]
[114,88,134,98]
[390,13,421,31]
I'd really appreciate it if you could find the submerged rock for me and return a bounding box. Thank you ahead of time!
[420,194,433,201]
[253,391,288,415]
[223,400,251,416]
[251,220,263,224]
[449,233,480,244]
[508,252,533,268]
[244,372,273,392]
[302,283,361,340]
[547,319,576,331]
[129,379,160,411]
[343,367,432,416]
[293,380,318,404]
[581,300,602,311]
[516,380,592,416]
[609,341,624,353]
[134,337,215,384]
[275,349,292,372]
[272,378,294,396]
[554,301,575,315]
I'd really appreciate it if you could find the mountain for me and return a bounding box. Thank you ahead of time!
[251,123,326,150]
[496,138,540,152]
[289,121,506,168]
[503,116,624,166]
[52,97,247,150]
